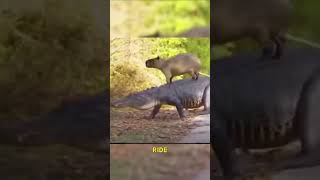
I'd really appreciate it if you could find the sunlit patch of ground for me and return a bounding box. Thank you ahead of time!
[110,144,210,180]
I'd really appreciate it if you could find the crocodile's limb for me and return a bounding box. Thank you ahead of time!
[150,96,188,120]
[150,104,162,119]
[175,99,188,120]
[213,113,241,177]
[149,100,188,120]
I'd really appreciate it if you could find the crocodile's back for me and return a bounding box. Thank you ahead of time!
[159,77,209,108]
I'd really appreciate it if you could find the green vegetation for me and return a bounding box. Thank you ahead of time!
[110,0,210,38]
[213,0,320,59]
[0,0,106,122]
[290,1,320,43]
[110,38,210,98]
[146,0,210,35]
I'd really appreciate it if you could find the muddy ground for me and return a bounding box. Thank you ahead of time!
[110,107,206,143]
[211,141,309,180]
[0,145,107,180]
[110,144,210,180]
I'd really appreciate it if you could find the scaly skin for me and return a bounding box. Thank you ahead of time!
[112,77,210,120]
[212,48,320,178]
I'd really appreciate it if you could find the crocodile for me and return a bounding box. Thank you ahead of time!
[212,48,320,178]
[212,0,292,58]
[145,53,201,84]
[112,76,210,120]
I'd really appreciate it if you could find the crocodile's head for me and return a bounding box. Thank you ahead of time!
[111,92,157,110]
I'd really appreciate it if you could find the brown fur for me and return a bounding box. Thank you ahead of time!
[146,53,201,83]
[213,0,292,58]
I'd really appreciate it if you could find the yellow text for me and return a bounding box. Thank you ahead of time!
[152,146,168,153]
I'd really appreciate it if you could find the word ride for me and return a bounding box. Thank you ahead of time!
[152,146,168,153]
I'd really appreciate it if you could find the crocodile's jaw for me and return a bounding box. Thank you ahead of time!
[135,100,158,110]
[111,95,157,110]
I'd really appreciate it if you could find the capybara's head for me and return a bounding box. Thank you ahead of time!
[145,56,160,67]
